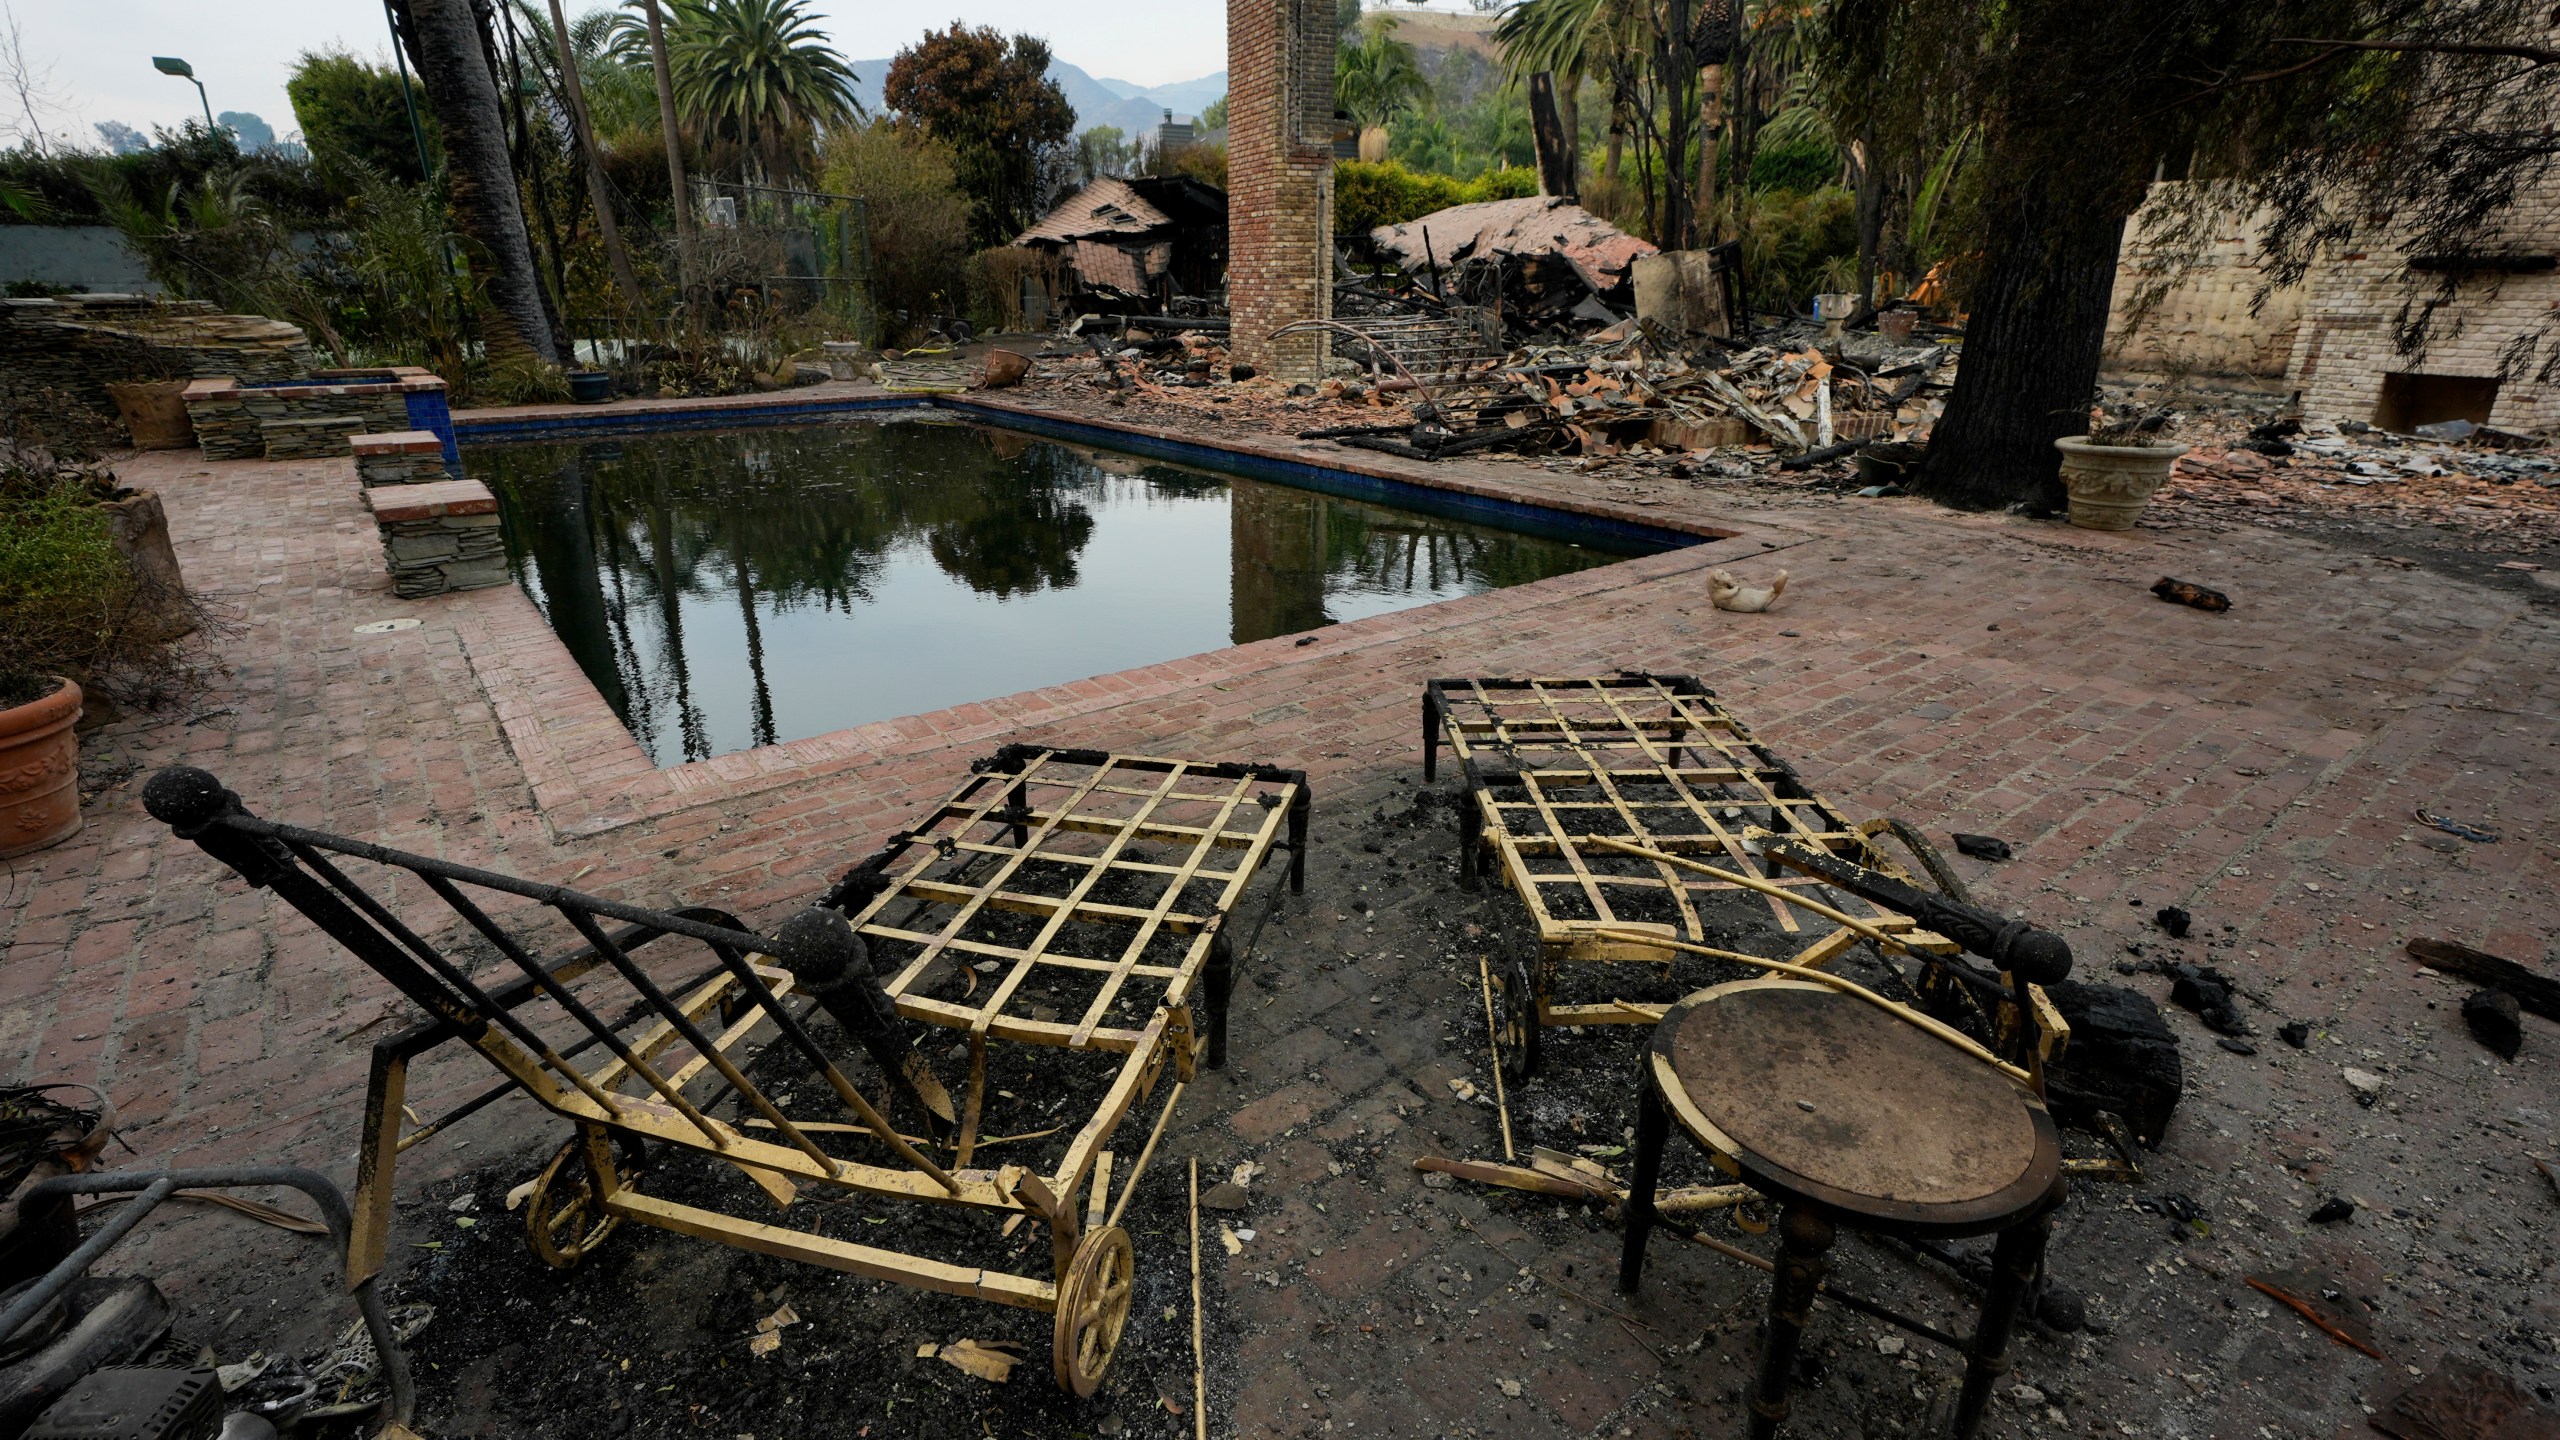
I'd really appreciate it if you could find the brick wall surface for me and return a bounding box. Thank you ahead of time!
[1228,0,1336,383]
[2108,174,2560,431]
[2285,174,2560,428]
[2106,189,2305,379]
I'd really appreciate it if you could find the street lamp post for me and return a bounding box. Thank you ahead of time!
[151,56,216,134]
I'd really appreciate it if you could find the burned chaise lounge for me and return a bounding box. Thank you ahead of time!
[144,744,1309,1395]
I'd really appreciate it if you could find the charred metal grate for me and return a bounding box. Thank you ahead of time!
[826,744,1310,1162]
[1423,673,1925,949]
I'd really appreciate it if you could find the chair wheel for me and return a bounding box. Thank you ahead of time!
[1494,956,1542,1085]
[1052,1226,1135,1396]
[525,1130,645,1270]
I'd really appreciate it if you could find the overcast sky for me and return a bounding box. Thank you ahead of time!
[5,1,1483,150]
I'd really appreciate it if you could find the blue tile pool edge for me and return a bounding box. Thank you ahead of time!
[452,393,1710,556]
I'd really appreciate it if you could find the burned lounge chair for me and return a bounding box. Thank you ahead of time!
[145,744,1309,1395]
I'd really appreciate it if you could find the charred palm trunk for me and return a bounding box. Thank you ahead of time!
[1914,177,2125,512]
[404,0,560,366]
[1851,131,1886,324]
[1655,0,1694,249]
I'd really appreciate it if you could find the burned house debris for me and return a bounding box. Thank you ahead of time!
[1368,196,1659,338]
[1015,176,1229,318]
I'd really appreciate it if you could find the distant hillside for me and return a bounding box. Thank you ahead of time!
[847,58,1225,140]
[1385,9,1502,62]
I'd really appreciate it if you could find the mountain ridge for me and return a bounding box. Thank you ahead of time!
[847,58,1226,140]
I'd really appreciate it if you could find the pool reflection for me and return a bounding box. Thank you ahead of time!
[479,419,1618,765]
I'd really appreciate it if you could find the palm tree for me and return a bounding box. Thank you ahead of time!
[617,0,861,185]
[1335,14,1430,164]
[522,0,648,312]
[401,0,561,365]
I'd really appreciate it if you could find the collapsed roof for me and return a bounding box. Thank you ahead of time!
[1016,176,1229,307]
[1017,175,1226,247]
[1369,196,1658,298]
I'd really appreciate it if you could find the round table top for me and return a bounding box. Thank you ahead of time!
[1653,980,2058,1231]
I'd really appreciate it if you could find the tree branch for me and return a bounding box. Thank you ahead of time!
[2271,36,2560,67]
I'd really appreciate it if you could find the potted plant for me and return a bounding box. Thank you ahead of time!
[0,670,83,857]
[2054,408,2186,531]
[1,445,214,857]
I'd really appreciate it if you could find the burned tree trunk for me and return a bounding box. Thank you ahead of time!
[1914,178,2125,511]
[1529,73,1577,201]
[1915,191,2123,509]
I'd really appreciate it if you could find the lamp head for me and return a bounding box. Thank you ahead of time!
[152,56,194,78]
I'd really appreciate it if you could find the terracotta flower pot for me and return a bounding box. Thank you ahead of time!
[981,349,1032,389]
[2054,437,2186,531]
[104,380,196,450]
[0,677,83,858]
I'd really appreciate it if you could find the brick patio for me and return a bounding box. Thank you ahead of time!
[3,388,2553,1437]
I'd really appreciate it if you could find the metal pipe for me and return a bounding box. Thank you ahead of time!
[11,1168,415,1426]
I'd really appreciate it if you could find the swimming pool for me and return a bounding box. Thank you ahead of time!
[473,415,1663,765]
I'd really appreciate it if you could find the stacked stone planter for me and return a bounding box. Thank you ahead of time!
[262,416,371,460]
[0,295,314,446]
[364,480,510,598]
[351,431,449,487]
[184,368,457,467]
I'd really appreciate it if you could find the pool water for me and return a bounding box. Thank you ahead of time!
[475,417,1636,765]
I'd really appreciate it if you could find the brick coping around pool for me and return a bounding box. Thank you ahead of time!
[454,383,1745,547]
[441,380,1814,836]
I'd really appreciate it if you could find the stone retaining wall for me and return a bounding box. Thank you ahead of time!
[262,415,371,461]
[184,368,452,463]
[0,295,313,445]
[364,479,509,598]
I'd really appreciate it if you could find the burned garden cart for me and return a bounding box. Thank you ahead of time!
[145,744,1309,1395]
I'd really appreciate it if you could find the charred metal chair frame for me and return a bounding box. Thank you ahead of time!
[145,744,1308,1395]
[1420,674,2067,1075]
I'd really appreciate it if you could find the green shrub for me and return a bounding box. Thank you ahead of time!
[821,123,974,346]
[1749,133,1841,195]
[0,123,338,229]
[1740,186,1859,315]
[1333,159,1538,240]
[0,479,133,696]
[0,442,220,707]
[288,49,439,186]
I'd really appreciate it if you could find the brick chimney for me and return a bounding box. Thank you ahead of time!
[1227,0,1336,382]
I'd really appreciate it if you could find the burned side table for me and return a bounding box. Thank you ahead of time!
[144,744,1307,1395]
[1619,976,2069,1440]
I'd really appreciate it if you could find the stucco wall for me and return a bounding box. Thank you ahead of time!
[0,226,158,294]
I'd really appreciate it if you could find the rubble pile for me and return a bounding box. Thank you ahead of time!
[1298,326,1950,464]
[2148,411,2560,542]
[1367,196,1656,342]
[1040,305,1957,474]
